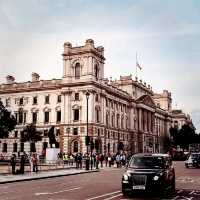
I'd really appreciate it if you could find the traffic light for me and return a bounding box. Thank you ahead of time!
[85,136,90,146]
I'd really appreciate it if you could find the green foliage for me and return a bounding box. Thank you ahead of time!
[0,101,17,138]
[21,123,42,143]
[161,134,172,153]
[170,123,198,150]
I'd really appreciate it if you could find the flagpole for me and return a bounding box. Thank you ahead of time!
[135,52,138,78]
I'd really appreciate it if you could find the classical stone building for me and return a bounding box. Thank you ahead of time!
[0,39,189,156]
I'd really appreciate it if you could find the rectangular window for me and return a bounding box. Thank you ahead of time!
[57,95,61,103]
[24,113,26,124]
[45,95,49,104]
[56,111,61,123]
[32,112,37,124]
[44,111,49,123]
[73,128,78,135]
[6,98,10,107]
[20,131,24,139]
[43,142,48,150]
[75,93,79,101]
[44,130,48,137]
[2,143,7,153]
[15,131,18,138]
[13,143,17,152]
[19,98,23,105]
[33,96,37,104]
[20,143,24,152]
[18,112,23,124]
[74,109,79,121]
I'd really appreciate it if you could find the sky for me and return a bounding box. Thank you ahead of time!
[0,0,200,131]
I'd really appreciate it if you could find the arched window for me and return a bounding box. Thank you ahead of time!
[121,117,124,129]
[73,141,78,152]
[94,64,99,80]
[75,63,80,79]
[95,108,100,123]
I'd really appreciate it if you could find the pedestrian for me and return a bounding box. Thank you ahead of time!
[108,154,112,167]
[99,154,104,168]
[32,153,38,172]
[96,154,100,169]
[10,154,16,174]
[20,154,25,174]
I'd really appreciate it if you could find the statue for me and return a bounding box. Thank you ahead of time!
[48,126,57,148]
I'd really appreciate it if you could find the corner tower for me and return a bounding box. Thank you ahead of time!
[62,39,105,83]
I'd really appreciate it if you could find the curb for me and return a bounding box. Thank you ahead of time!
[0,169,99,184]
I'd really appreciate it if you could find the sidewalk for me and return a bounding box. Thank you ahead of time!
[0,168,99,184]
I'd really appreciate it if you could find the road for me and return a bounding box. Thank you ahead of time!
[1,161,200,200]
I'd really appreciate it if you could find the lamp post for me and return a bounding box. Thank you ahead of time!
[85,91,90,170]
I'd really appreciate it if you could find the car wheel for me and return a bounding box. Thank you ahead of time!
[185,164,189,168]
[171,178,176,195]
[122,189,129,197]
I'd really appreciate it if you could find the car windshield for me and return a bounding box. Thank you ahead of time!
[129,156,165,169]
[191,154,200,159]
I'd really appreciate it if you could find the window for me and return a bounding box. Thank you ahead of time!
[73,128,78,135]
[24,113,26,124]
[117,114,120,127]
[96,109,100,123]
[45,95,49,104]
[95,94,99,102]
[75,93,79,101]
[2,143,7,153]
[20,131,24,139]
[106,113,109,126]
[74,109,79,121]
[18,111,23,124]
[20,143,24,152]
[32,112,37,124]
[106,98,108,107]
[97,129,100,137]
[33,96,37,105]
[44,111,49,123]
[15,131,18,138]
[73,141,78,152]
[6,98,10,107]
[75,63,80,79]
[44,130,48,137]
[111,115,114,127]
[19,98,23,105]
[121,117,124,129]
[94,64,99,80]
[57,95,61,103]
[13,143,17,152]
[56,111,61,123]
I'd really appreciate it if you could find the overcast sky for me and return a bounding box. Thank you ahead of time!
[0,0,200,131]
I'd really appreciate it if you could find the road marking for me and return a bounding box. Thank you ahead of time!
[85,191,121,200]
[177,189,183,194]
[103,193,122,200]
[35,187,82,196]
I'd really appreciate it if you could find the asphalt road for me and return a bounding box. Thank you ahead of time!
[1,161,200,200]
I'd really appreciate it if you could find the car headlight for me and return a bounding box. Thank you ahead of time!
[153,175,159,181]
[123,174,129,181]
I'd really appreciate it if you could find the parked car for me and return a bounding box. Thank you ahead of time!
[122,153,175,197]
[185,152,200,168]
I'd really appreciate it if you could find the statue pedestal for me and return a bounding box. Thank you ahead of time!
[46,148,60,164]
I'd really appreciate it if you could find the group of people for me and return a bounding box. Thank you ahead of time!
[56,152,129,169]
[10,152,39,175]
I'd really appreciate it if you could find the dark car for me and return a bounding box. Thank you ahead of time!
[185,153,200,168]
[122,153,175,197]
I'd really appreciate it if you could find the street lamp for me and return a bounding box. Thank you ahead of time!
[85,91,90,170]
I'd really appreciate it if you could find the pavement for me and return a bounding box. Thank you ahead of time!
[0,167,99,184]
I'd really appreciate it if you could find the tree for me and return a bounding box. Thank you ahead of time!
[0,101,17,138]
[48,126,57,148]
[160,134,172,153]
[21,123,42,152]
[169,126,179,146]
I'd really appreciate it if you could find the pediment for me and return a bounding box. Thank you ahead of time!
[136,95,156,108]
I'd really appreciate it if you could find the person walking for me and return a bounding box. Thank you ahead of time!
[10,154,16,174]
[32,153,38,172]
[20,154,25,174]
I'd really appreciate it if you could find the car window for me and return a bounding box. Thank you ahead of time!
[129,156,165,169]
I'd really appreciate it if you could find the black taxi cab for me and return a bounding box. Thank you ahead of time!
[122,153,175,197]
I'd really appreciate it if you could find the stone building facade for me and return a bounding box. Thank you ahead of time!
[0,39,189,156]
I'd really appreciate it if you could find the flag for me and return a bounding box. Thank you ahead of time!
[136,62,142,70]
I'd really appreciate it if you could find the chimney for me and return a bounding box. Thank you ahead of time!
[6,75,15,84]
[31,73,40,82]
